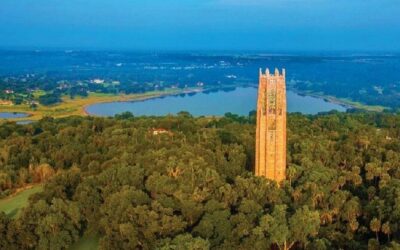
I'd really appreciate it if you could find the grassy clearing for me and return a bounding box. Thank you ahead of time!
[0,185,43,218]
[333,97,386,112]
[70,235,100,250]
[0,88,199,122]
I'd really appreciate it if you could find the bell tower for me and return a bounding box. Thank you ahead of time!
[255,68,287,183]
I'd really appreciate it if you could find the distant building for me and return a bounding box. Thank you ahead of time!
[150,128,173,136]
[4,89,14,94]
[92,79,105,84]
[255,68,287,183]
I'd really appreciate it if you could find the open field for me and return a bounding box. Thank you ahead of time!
[0,185,43,218]
[0,88,201,122]
[331,97,387,112]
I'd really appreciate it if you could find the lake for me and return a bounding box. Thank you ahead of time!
[86,87,347,117]
[0,112,29,119]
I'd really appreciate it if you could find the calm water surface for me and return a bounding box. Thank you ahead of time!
[0,112,29,119]
[86,88,346,117]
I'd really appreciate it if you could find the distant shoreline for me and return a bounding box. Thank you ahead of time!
[0,85,385,122]
[290,89,385,112]
[0,88,203,122]
[82,87,204,116]
[83,86,352,117]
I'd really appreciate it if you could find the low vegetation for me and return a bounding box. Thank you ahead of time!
[0,111,400,249]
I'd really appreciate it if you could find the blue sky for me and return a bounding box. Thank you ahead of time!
[0,0,399,51]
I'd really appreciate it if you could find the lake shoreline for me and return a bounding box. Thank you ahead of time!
[0,88,202,122]
[82,88,204,116]
[85,86,349,117]
[0,85,384,122]
[288,88,386,112]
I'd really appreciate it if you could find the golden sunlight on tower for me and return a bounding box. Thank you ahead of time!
[255,68,287,183]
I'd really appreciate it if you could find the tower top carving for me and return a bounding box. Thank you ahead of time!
[259,68,285,78]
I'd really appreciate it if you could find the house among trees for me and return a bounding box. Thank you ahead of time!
[92,79,105,84]
[150,128,173,136]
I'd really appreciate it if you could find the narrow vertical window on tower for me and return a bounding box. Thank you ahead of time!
[255,68,287,183]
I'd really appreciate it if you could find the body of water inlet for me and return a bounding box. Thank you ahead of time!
[0,112,29,119]
[86,87,347,117]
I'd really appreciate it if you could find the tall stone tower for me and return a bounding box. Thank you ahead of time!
[255,68,287,182]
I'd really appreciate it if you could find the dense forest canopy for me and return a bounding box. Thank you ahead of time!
[1,111,400,249]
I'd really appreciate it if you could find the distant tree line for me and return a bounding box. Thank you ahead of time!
[0,111,400,249]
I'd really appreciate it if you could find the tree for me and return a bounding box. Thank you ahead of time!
[258,204,289,250]
[370,218,381,242]
[34,199,82,250]
[256,205,320,250]
[30,163,55,183]
[381,222,391,242]
[0,212,11,249]
[289,206,320,248]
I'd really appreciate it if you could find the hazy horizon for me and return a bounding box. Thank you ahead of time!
[0,47,399,54]
[1,0,399,51]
